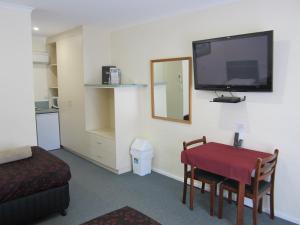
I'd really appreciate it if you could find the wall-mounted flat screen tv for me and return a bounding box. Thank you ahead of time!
[192,31,273,92]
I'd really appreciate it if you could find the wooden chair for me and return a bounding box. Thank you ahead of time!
[218,149,279,225]
[182,136,224,216]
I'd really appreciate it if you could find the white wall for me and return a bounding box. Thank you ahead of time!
[110,0,300,223]
[32,36,49,101]
[0,4,36,149]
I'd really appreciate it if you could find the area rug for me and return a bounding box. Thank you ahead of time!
[80,206,162,225]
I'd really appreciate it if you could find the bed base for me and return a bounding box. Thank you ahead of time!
[0,183,69,225]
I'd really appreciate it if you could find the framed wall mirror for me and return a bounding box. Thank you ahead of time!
[150,57,192,124]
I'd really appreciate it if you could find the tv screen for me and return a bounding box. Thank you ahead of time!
[192,31,273,92]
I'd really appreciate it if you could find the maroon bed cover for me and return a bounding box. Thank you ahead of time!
[0,146,71,203]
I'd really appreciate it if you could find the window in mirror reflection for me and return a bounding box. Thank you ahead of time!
[151,57,191,124]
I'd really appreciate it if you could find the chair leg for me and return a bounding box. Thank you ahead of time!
[182,165,187,204]
[270,188,275,219]
[210,184,215,216]
[252,199,258,225]
[215,184,218,196]
[189,167,195,210]
[228,191,232,204]
[258,198,263,213]
[218,184,224,219]
[201,182,205,193]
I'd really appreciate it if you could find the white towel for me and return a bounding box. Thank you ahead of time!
[0,146,32,165]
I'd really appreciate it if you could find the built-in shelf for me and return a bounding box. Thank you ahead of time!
[85,83,147,88]
[154,82,167,86]
[33,62,49,65]
[87,128,115,140]
[84,85,143,174]
[48,42,58,109]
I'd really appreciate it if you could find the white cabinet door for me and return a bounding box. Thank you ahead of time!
[36,113,60,150]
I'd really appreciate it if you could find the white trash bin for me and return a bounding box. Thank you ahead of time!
[130,139,153,176]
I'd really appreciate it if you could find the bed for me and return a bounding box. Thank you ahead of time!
[0,146,71,225]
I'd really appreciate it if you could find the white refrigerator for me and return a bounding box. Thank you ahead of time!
[36,112,60,150]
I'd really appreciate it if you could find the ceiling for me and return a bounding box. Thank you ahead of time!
[1,0,239,36]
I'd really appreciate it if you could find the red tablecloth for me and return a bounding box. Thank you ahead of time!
[181,142,272,185]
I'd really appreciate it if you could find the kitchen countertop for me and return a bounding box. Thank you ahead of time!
[35,108,59,114]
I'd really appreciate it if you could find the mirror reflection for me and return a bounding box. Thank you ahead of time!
[151,57,192,124]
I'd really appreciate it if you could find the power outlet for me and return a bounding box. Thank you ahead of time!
[235,123,245,140]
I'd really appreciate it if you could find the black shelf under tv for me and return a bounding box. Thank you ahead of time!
[211,95,246,103]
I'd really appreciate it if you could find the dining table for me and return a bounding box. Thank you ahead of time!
[181,142,272,225]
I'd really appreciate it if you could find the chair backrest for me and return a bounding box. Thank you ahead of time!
[183,136,207,150]
[253,149,279,194]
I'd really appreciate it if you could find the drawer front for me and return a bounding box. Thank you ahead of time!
[89,134,116,169]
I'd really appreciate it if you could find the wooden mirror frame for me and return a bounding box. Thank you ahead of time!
[150,57,192,124]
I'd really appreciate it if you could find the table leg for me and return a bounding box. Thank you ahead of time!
[189,166,194,210]
[236,182,245,225]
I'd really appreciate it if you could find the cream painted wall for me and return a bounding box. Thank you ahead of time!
[0,5,36,149]
[110,0,300,223]
[32,36,49,101]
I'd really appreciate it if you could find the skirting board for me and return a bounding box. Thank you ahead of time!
[152,167,300,225]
